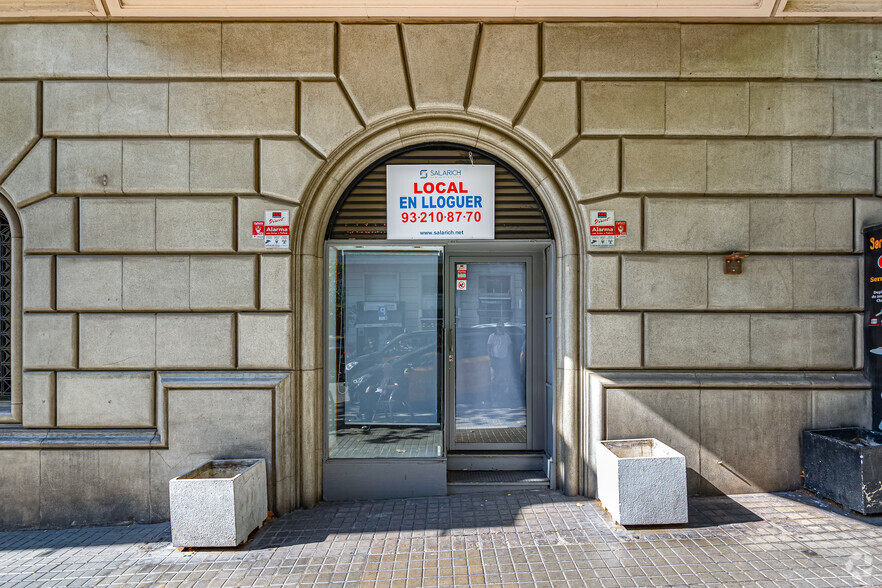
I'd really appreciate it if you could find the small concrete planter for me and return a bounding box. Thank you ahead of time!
[597,438,688,526]
[169,459,268,548]
[803,428,882,515]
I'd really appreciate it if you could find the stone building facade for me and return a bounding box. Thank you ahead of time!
[0,21,878,528]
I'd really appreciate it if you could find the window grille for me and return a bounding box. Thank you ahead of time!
[0,212,10,411]
[327,144,552,240]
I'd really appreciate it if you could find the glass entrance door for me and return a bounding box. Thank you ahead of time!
[448,259,530,450]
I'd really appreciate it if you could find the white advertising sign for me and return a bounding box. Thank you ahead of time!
[589,210,615,249]
[264,210,289,249]
[386,165,495,240]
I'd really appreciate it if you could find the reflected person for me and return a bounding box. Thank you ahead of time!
[487,321,514,407]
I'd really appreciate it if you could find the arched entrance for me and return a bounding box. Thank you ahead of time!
[292,113,584,506]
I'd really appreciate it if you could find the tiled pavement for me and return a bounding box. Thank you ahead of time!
[1,490,881,587]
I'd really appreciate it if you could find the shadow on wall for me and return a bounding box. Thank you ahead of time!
[600,382,870,497]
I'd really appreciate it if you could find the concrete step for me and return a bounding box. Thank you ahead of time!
[446,452,545,471]
[447,470,550,494]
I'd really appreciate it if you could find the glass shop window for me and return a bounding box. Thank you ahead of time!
[326,247,443,459]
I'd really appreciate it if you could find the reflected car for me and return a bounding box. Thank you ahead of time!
[344,330,437,379]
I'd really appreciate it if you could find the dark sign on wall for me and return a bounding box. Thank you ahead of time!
[863,223,882,432]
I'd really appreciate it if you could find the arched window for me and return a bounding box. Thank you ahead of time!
[327,143,552,240]
[0,212,10,413]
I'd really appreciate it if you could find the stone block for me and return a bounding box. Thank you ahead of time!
[818,24,882,79]
[108,23,221,77]
[0,82,37,178]
[259,140,323,204]
[56,256,122,311]
[122,140,190,194]
[79,314,156,369]
[586,254,619,310]
[516,81,578,156]
[580,197,642,252]
[700,388,811,494]
[792,256,860,310]
[586,312,641,368]
[1,138,51,207]
[237,197,294,253]
[149,387,272,519]
[56,371,154,428]
[170,459,268,548]
[706,140,791,194]
[596,439,688,526]
[707,255,792,311]
[22,371,54,428]
[556,140,619,199]
[812,389,871,429]
[122,256,189,310]
[189,140,255,194]
[750,314,854,369]
[21,197,77,253]
[0,450,41,529]
[43,82,169,136]
[339,25,411,124]
[749,198,852,252]
[468,24,538,123]
[260,255,292,311]
[189,255,257,311]
[644,313,749,368]
[40,450,151,528]
[0,24,106,77]
[605,388,701,495]
[23,255,53,311]
[544,24,680,77]
[238,313,292,368]
[622,256,707,310]
[156,197,234,252]
[80,197,155,252]
[665,82,748,136]
[854,197,882,252]
[681,25,817,78]
[582,82,664,135]
[221,23,334,78]
[57,139,122,194]
[792,140,874,194]
[749,82,833,136]
[403,24,477,109]
[622,140,706,193]
[300,82,364,157]
[23,313,76,369]
[155,314,235,368]
[645,198,749,252]
[169,82,296,136]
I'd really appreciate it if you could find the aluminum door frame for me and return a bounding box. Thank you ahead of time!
[444,243,547,452]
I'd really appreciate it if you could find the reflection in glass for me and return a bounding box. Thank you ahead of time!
[327,248,443,459]
[455,262,527,445]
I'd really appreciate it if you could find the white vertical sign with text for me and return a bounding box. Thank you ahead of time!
[386,165,495,240]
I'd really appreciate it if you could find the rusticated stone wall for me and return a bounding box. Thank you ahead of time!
[0,22,877,528]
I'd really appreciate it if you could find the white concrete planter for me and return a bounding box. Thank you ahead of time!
[597,439,688,526]
[169,459,268,548]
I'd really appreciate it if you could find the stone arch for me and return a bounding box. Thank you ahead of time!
[292,111,585,506]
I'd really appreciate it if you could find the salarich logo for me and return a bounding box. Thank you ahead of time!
[419,168,462,179]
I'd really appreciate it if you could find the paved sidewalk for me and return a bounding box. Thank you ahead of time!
[1,490,881,587]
